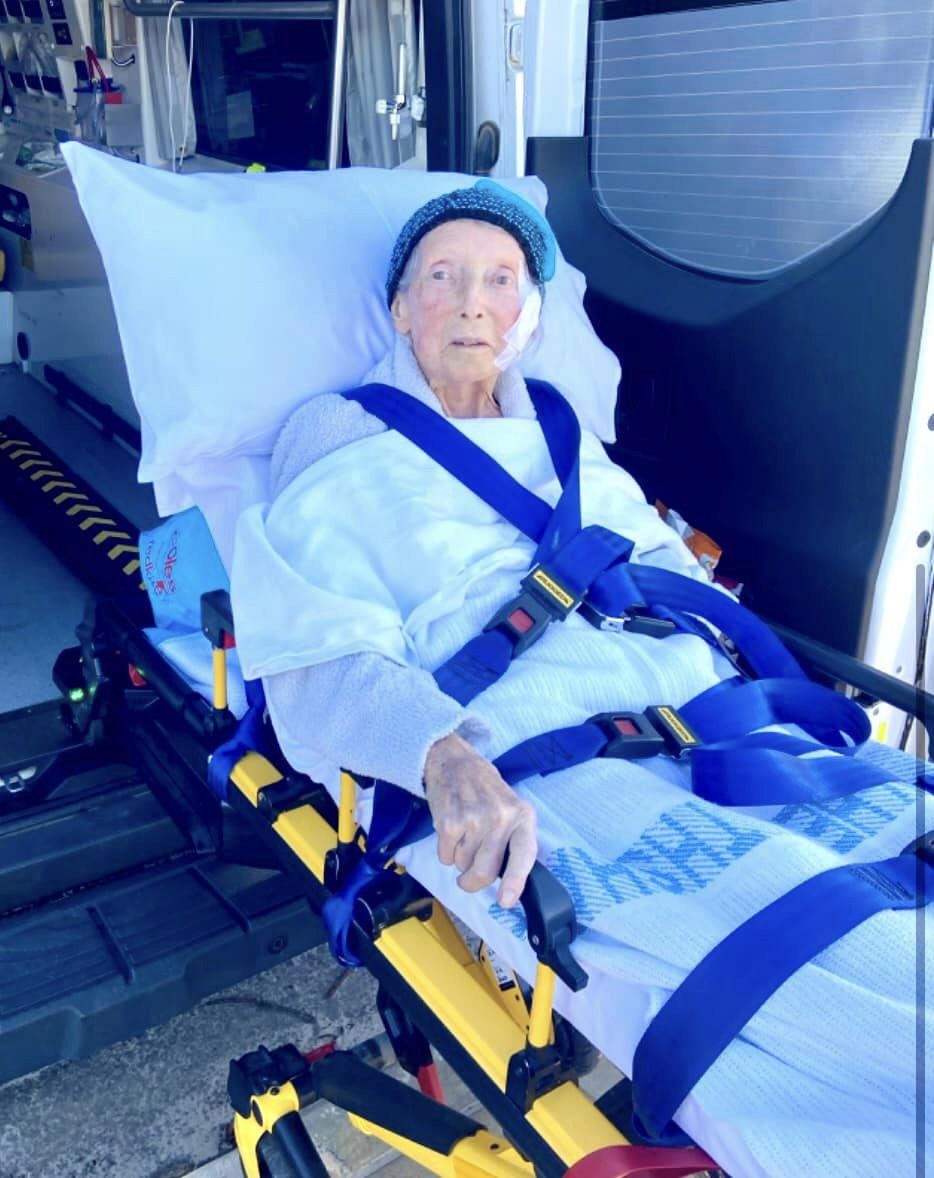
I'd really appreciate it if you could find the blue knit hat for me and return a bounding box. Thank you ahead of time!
[386,179,557,306]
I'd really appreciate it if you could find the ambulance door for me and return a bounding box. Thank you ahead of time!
[519,0,933,755]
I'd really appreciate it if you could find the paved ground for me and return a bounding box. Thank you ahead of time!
[0,945,386,1178]
[0,933,619,1178]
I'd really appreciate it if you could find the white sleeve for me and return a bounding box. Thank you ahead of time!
[264,652,489,795]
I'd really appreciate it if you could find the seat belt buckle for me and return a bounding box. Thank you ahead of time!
[579,601,676,639]
[485,565,582,657]
[644,705,702,756]
[591,707,701,759]
[621,604,677,639]
[590,713,667,759]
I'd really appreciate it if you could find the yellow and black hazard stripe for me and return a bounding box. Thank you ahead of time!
[0,415,149,618]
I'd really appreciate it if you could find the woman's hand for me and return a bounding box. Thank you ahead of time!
[423,732,537,908]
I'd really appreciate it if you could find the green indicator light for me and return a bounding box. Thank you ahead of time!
[68,688,85,702]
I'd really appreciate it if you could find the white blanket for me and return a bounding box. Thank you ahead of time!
[230,423,932,1178]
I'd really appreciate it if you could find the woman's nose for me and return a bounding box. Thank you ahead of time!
[458,275,486,316]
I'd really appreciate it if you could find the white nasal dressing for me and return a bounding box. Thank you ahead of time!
[495,287,543,371]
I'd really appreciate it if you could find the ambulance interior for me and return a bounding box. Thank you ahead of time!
[0,0,932,1172]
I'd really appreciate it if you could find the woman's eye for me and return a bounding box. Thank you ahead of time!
[494,273,515,287]
[430,269,451,281]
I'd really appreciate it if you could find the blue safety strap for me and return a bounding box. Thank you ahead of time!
[528,377,582,559]
[679,675,864,746]
[631,846,934,1144]
[434,525,634,705]
[680,675,884,804]
[345,382,555,542]
[493,677,892,804]
[495,721,610,786]
[591,564,805,682]
[207,677,270,801]
[343,383,808,686]
[322,773,438,966]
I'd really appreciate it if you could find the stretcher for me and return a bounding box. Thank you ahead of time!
[37,526,928,1178]
[3,372,929,1177]
[30,145,931,1178]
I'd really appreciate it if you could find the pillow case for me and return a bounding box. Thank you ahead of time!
[63,145,620,502]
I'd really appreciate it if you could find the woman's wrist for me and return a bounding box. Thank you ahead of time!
[424,730,475,789]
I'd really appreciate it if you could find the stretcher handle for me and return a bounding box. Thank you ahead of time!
[769,620,934,753]
[265,1113,329,1178]
[202,588,235,647]
[516,861,588,992]
[311,1050,483,1154]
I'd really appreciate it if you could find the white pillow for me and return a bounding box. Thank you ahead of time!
[63,145,620,500]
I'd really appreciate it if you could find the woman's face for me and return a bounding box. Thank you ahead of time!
[390,219,525,390]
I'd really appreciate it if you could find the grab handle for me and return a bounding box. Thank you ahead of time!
[518,861,588,992]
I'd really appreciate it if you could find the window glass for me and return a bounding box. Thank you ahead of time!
[588,0,934,275]
[190,17,334,170]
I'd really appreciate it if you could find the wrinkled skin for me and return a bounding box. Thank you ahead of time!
[390,218,525,418]
[423,732,537,909]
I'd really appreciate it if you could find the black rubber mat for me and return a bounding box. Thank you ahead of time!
[0,855,322,1084]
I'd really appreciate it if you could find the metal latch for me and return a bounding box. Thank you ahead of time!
[1,763,38,795]
[507,20,523,69]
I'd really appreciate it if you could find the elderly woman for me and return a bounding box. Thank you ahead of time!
[232,181,927,1178]
[255,181,713,908]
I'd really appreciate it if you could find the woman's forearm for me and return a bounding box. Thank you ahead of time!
[264,651,488,794]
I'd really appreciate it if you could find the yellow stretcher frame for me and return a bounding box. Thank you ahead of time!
[206,632,718,1178]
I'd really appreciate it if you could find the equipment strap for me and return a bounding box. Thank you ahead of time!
[207,677,269,801]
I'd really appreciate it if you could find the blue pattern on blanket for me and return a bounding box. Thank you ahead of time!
[491,767,924,938]
[493,802,767,933]
[768,782,916,853]
[854,740,932,786]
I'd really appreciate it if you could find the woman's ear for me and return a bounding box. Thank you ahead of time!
[390,291,411,336]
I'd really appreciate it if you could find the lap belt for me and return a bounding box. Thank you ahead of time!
[494,676,893,805]
[631,835,934,1145]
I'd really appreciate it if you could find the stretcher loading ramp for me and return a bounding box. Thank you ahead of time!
[0,414,148,616]
[0,696,325,1084]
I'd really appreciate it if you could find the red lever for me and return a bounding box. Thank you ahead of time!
[416,1062,445,1102]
